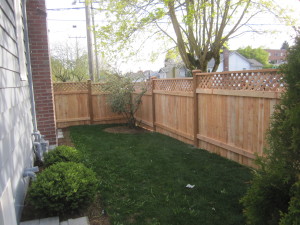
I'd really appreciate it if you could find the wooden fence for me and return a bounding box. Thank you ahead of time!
[53,69,283,167]
[53,80,125,128]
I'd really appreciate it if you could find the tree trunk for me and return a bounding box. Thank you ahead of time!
[168,1,194,70]
[212,54,221,72]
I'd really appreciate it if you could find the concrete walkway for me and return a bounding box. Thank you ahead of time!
[20,216,89,225]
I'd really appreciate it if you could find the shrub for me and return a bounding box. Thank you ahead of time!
[280,181,300,225]
[241,36,300,224]
[102,72,147,128]
[44,145,81,167]
[28,162,98,215]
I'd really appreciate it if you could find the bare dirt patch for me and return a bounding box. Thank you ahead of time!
[104,126,149,134]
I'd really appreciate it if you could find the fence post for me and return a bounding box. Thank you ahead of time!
[193,70,201,147]
[87,79,94,125]
[151,78,156,132]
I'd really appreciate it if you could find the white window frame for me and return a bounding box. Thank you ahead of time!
[14,0,27,81]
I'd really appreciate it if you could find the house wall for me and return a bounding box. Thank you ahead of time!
[0,0,35,223]
[228,53,251,71]
[265,49,287,64]
[27,0,57,146]
[217,53,251,72]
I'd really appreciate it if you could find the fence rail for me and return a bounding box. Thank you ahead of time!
[53,69,284,167]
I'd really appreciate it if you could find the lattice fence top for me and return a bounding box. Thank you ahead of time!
[154,79,193,92]
[196,70,284,91]
[134,81,152,93]
[53,82,88,92]
[92,83,106,94]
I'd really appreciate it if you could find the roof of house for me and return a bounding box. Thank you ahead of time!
[247,58,263,67]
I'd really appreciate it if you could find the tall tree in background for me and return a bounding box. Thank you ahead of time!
[50,43,89,82]
[96,0,293,72]
[281,41,290,50]
[237,46,270,67]
[51,57,73,82]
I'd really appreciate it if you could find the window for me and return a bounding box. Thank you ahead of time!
[14,0,27,81]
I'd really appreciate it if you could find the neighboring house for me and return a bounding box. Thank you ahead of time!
[158,50,263,78]
[158,59,190,78]
[0,0,56,224]
[208,50,263,72]
[264,49,287,65]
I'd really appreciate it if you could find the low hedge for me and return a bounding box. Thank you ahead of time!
[28,162,98,215]
[43,145,81,167]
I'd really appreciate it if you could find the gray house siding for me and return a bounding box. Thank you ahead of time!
[0,0,34,223]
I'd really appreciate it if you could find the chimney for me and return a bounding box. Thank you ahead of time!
[223,47,229,71]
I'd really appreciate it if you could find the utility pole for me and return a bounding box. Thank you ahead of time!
[85,0,94,81]
[91,1,100,81]
[73,0,99,81]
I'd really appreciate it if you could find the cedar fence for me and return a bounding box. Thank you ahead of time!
[53,69,284,167]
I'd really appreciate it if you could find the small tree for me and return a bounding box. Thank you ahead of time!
[237,46,270,67]
[241,36,300,225]
[103,72,147,128]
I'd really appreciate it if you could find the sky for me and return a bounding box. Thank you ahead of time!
[45,0,300,73]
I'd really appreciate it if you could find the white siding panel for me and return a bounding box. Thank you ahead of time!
[0,180,18,225]
[0,9,16,39]
[0,155,13,196]
[0,48,19,72]
[0,110,11,140]
[0,134,13,172]
[5,0,14,9]
[0,26,18,56]
[0,0,15,25]
[0,68,23,89]
[0,84,30,114]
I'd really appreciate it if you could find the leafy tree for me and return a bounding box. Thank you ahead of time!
[50,43,89,82]
[237,46,270,67]
[241,36,300,225]
[165,48,180,61]
[102,72,148,128]
[96,0,293,72]
[71,54,89,81]
[50,57,72,82]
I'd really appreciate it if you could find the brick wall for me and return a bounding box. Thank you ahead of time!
[26,0,57,145]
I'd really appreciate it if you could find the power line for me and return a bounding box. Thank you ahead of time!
[47,18,289,26]
[47,7,98,11]
[47,7,85,11]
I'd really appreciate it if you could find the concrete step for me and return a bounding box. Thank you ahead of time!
[20,217,59,225]
[61,217,89,225]
[20,216,89,225]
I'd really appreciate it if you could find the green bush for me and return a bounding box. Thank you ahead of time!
[44,145,81,167]
[241,36,300,224]
[280,181,300,225]
[241,171,293,224]
[28,162,98,215]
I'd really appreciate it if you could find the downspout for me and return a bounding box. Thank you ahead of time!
[22,0,40,140]
[22,0,49,160]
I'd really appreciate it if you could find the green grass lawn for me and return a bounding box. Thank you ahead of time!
[70,124,252,225]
